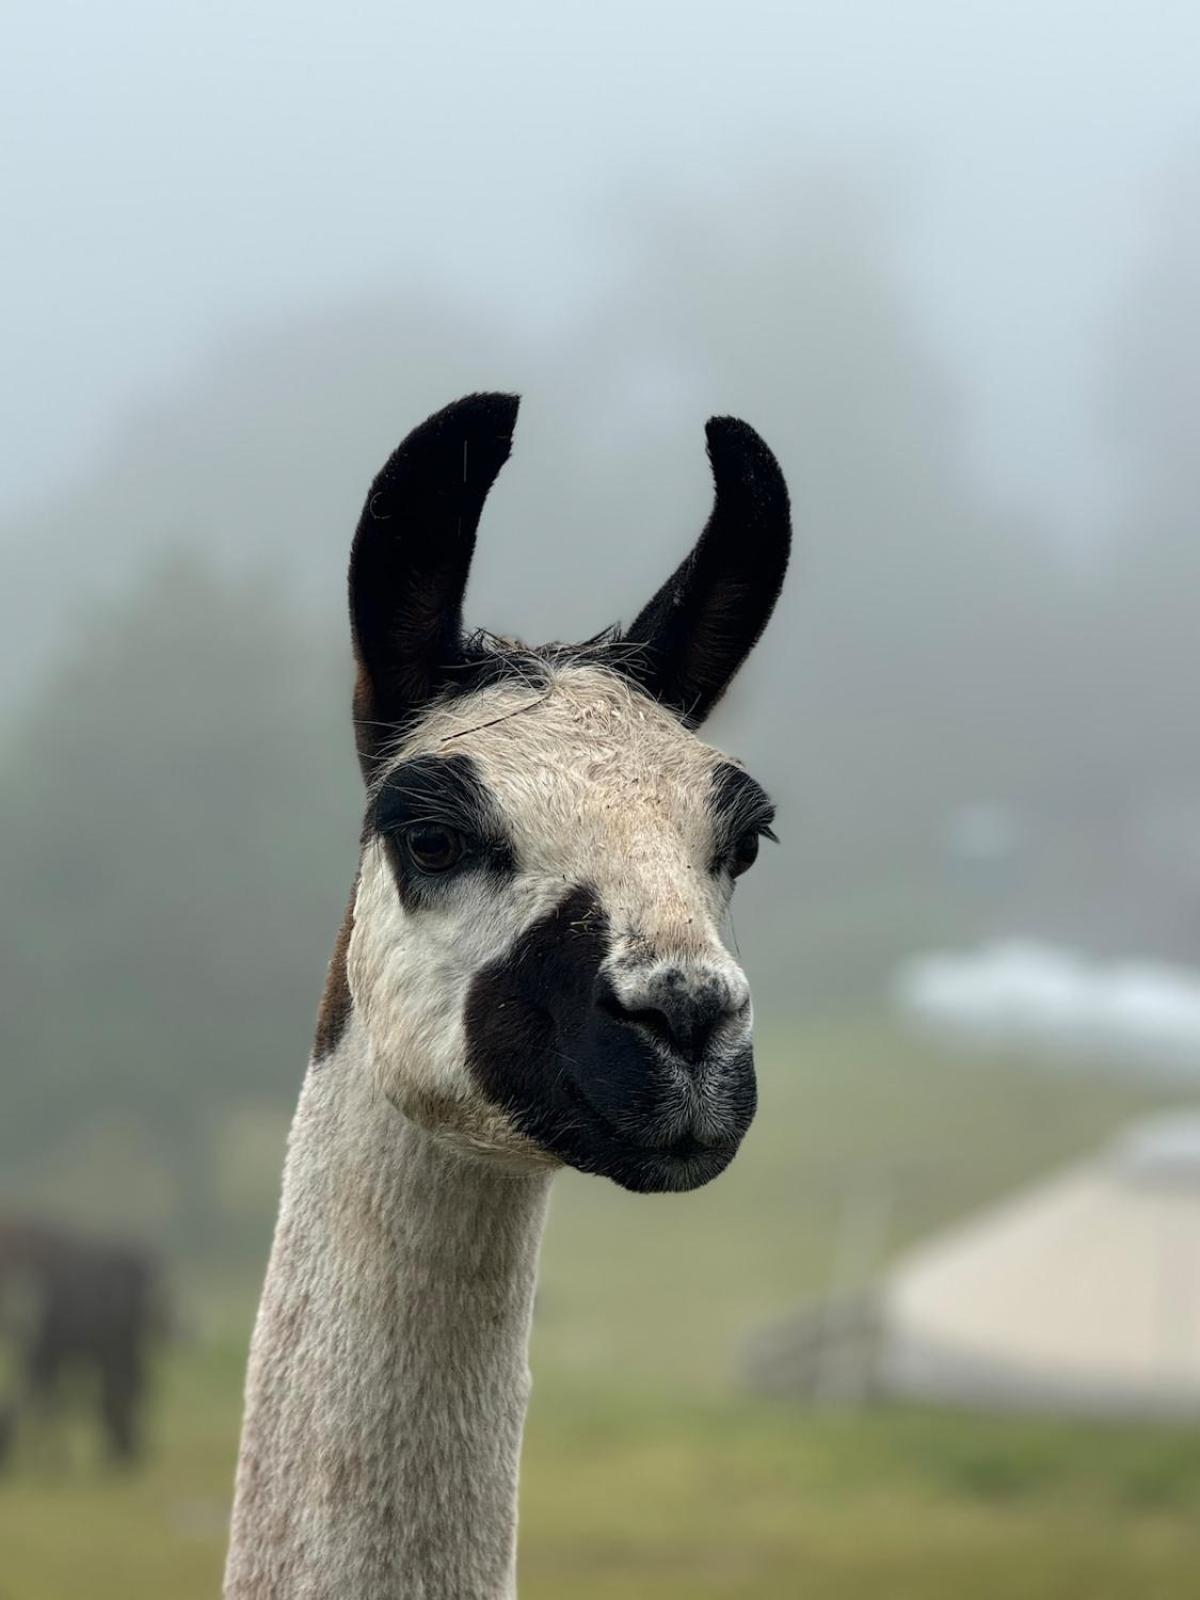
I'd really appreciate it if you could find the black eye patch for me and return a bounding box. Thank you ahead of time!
[367,753,515,903]
[709,762,777,875]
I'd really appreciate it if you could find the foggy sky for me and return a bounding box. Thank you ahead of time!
[5,0,1200,537]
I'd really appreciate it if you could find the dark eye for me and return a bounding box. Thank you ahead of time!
[404,824,465,873]
[730,830,761,877]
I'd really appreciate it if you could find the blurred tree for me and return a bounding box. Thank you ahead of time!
[0,554,357,1245]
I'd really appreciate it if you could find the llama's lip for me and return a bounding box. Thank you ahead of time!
[555,1070,746,1193]
[604,1136,743,1194]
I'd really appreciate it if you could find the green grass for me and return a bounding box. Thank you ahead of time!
[3,1017,1199,1598]
[521,1402,1200,1599]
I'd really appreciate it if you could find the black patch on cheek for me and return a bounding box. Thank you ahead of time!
[464,886,610,1123]
[464,882,757,1194]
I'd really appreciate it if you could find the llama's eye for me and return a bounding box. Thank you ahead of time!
[730,830,761,877]
[404,824,465,873]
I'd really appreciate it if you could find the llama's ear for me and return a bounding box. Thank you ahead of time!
[620,416,791,727]
[349,392,519,776]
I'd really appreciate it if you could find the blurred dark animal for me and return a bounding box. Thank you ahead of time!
[0,1219,162,1468]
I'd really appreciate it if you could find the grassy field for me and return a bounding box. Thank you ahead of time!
[4,1018,1200,1598]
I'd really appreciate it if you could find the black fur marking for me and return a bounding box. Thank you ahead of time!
[367,753,515,908]
[464,887,756,1194]
[620,416,791,727]
[709,763,777,873]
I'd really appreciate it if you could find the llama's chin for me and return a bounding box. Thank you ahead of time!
[548,1046,758,1194]
[598,1137,746,1195]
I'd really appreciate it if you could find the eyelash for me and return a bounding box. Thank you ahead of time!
[725,819,776,868]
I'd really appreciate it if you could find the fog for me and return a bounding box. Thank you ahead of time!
[4,5,1200,1595]
[6,1,1198,524]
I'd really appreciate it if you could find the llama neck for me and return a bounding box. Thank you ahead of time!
[225,1020,552,1600]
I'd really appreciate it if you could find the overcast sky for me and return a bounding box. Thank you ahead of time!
[5,0,1200,534]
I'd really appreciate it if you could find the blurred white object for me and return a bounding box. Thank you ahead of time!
[893,941,1200,1076]
[882,1114,1200,1414]
[749,1113,1200,1416]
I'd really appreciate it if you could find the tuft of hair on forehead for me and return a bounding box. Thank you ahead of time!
[443,627,662,709]
[380,658,717,779]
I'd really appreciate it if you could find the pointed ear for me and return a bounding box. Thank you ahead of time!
[620,416,791,727]
[349,392,519,776]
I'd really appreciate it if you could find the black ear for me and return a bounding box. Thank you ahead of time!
[620,417,791,727]
[349,392,519,776]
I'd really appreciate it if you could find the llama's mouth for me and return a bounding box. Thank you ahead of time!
[602,1130,745,1194]
[554,1058,754,1194]
[614,1136,744,1194]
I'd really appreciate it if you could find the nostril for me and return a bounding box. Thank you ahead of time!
[598,987,727,1065]
[615,1003,678,1053]
[597,992,672,1042]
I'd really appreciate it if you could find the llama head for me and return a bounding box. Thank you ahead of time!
[331,393,790,1194]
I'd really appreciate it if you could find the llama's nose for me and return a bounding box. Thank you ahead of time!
[599,966,750,1066]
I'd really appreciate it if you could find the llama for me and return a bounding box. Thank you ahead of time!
[0,1219,160,1467]
[225,392,790,1598]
